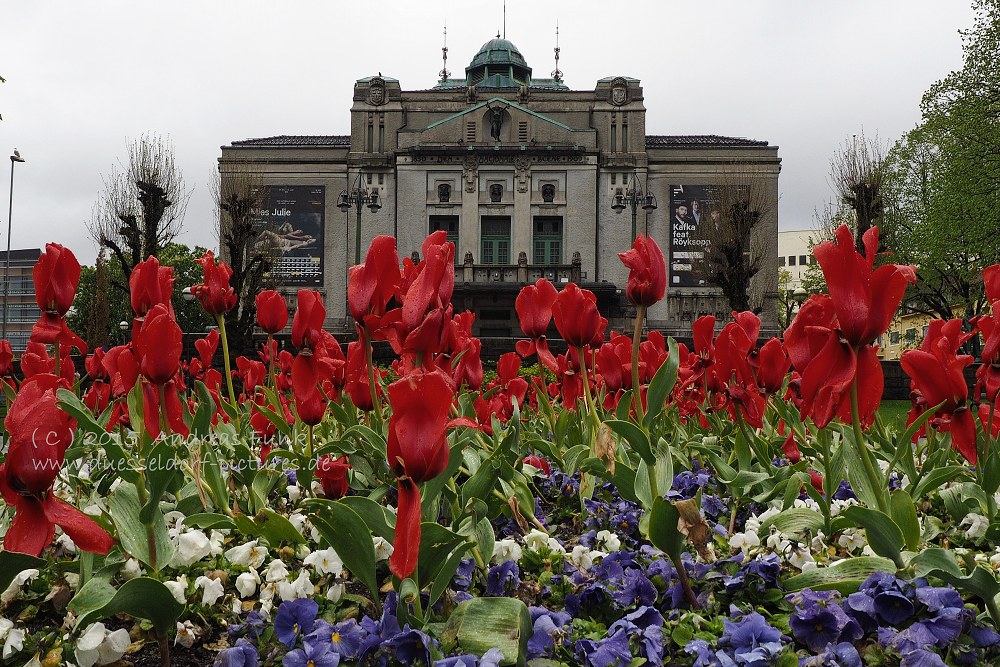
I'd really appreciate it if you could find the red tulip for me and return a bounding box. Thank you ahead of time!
[33,243,80,316]
[129,257,175,317]
[193,251,238,316]
[348,235,401,322]
[523,455,551,476]
[134,304,183,385]
[813,225,916,347]
[140,380,190,439]
[901,319,977,463]
[291,352,330,426]
[399,232,454,334]
[618,234,666,307]
[552,283,606,349]
[985,264,1000,305]
[315,455,351,499]
[977,315,1000,402]
[386,369,456,579]
[20,341,75,384]
[0,339,13,375]
[0,374,114,556]
[103,344,141,396]
[255,290,288,334]
[514,279,558,370]
[754,338,790,395]
[291,290,326,351]
[236,356,267,394]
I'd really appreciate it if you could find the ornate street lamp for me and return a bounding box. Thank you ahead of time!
[338,171,382,265]
[610,171,656,242]
[3,149,25,342]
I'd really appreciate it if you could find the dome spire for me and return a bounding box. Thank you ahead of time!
[439,22,450,83]
[552,21,563,83]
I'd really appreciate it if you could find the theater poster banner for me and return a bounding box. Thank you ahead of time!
[254,185,325,286]
[668,184,716,287]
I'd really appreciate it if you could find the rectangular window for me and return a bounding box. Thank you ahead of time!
[518,121,528,144]
[621,122,628,152]
[378,124,385,153]
[366,123,373,153]
[799,255,808,265]
[466,121,477,142]
[904,328,917,343]
[533,217,563,265]
[480,216,511,265]
[429,215,459,249]
[610,124,617,154]
[788,256,797,266]
[890,331,900,345]
[778,257,786,267]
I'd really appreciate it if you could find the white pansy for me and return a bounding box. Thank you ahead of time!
[595,531,621,552]
[287,484,301,502]
[792,498,821,512]
[568,545,596,570]
[492,539,523,564]
[99,629,131,665]
[236,569,261,599]
[278,571,314,601]
[810,531,828,553]
[729,531,760,552]
[164,576,189,605]
[765,529,788,552]
[265,559,289,582]
[173,530,213,567]
[830,499,858,517]
[288,512,308,534]
[226,540,268,569]
[163,511,186,527]
[327,582,346,604]
[373,537,394,561]
[195,576,225,606]
[295,545,312,560]
[174,621,198,648]
[310,481,324,497]
[74,623,107,667]
[0,618,11,641]
[786,545,815,570]
[304,547,344,576]
[64,572,80,590]
[837,528,867,552]
[1,569,39,604]
[523,529,550,552]
[122,558,144,580]
[258,583,277,615]
[960,513,989,540]
[56,533,78,555]
[755,507,781,525]
[209,530,227,556]
[1,625,22,659]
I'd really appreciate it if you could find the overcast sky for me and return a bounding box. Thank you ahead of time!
[0,0,976,265]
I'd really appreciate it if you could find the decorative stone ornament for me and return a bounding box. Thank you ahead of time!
[610,77,628,106]
[368,77,386,106]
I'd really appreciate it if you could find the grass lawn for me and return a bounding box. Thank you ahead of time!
[878,399,912,431]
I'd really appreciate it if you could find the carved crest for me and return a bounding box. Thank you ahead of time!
[463,156,478,193]
[368,77,386,106]
[610,77,628,106]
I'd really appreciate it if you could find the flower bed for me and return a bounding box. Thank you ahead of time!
[1,227,999,667]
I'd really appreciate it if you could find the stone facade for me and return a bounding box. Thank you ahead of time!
[219,38,781,338]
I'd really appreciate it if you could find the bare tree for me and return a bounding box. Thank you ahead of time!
[700,166,777,314]
[214,160,277,355]
[88,134,190,291]
[830,132,888,253]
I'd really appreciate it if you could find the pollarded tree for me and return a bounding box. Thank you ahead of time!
[88,134,190,294]
[700,166,777,314]
[214,160,278,355]
[829,132,889,255]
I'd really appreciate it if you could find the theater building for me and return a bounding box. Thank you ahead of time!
[220,37,780,339]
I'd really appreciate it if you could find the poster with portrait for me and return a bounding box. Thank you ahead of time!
[668,184,717,288]
[253,185,325,286]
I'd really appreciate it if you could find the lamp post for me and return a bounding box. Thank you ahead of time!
[610,170,656,243]
[337,171,382,265]
[3,149,25,342]
[119,320,129,345]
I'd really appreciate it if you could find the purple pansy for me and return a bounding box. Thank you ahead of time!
[214,638,259,667]
[485,560,520,596]
[282,641,340,667]
[305,619,366,658]
[274,598,319,648]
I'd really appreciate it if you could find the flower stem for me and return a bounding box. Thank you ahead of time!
[363,329,383,424]
[217,314,237,407]
[850,377,888,513]
[267,333,277,392]
[631,304,646,425]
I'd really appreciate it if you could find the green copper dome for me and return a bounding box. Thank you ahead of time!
[466,36,532,87]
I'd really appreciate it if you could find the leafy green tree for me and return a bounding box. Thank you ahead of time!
[70,243,212,345]
[882,0,1000,325]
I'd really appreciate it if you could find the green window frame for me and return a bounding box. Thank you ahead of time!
[481,216,511,265]
[533,217,563,265]
[429,215,459,249]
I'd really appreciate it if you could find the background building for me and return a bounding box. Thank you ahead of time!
[777,229,815,291]
[220,37,781,339]
[0,248,42,353]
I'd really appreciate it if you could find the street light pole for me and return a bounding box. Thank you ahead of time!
[3,149,25,342]
[610,171,656,244]
[338,171,382,266]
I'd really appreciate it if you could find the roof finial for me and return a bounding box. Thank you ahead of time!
[552,20,563,83]
[439,22,450,82]
[503,0,506,39]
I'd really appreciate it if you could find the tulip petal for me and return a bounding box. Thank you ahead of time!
[4,496,54,556]
[389,478,422,580]
[43,496,115,555]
